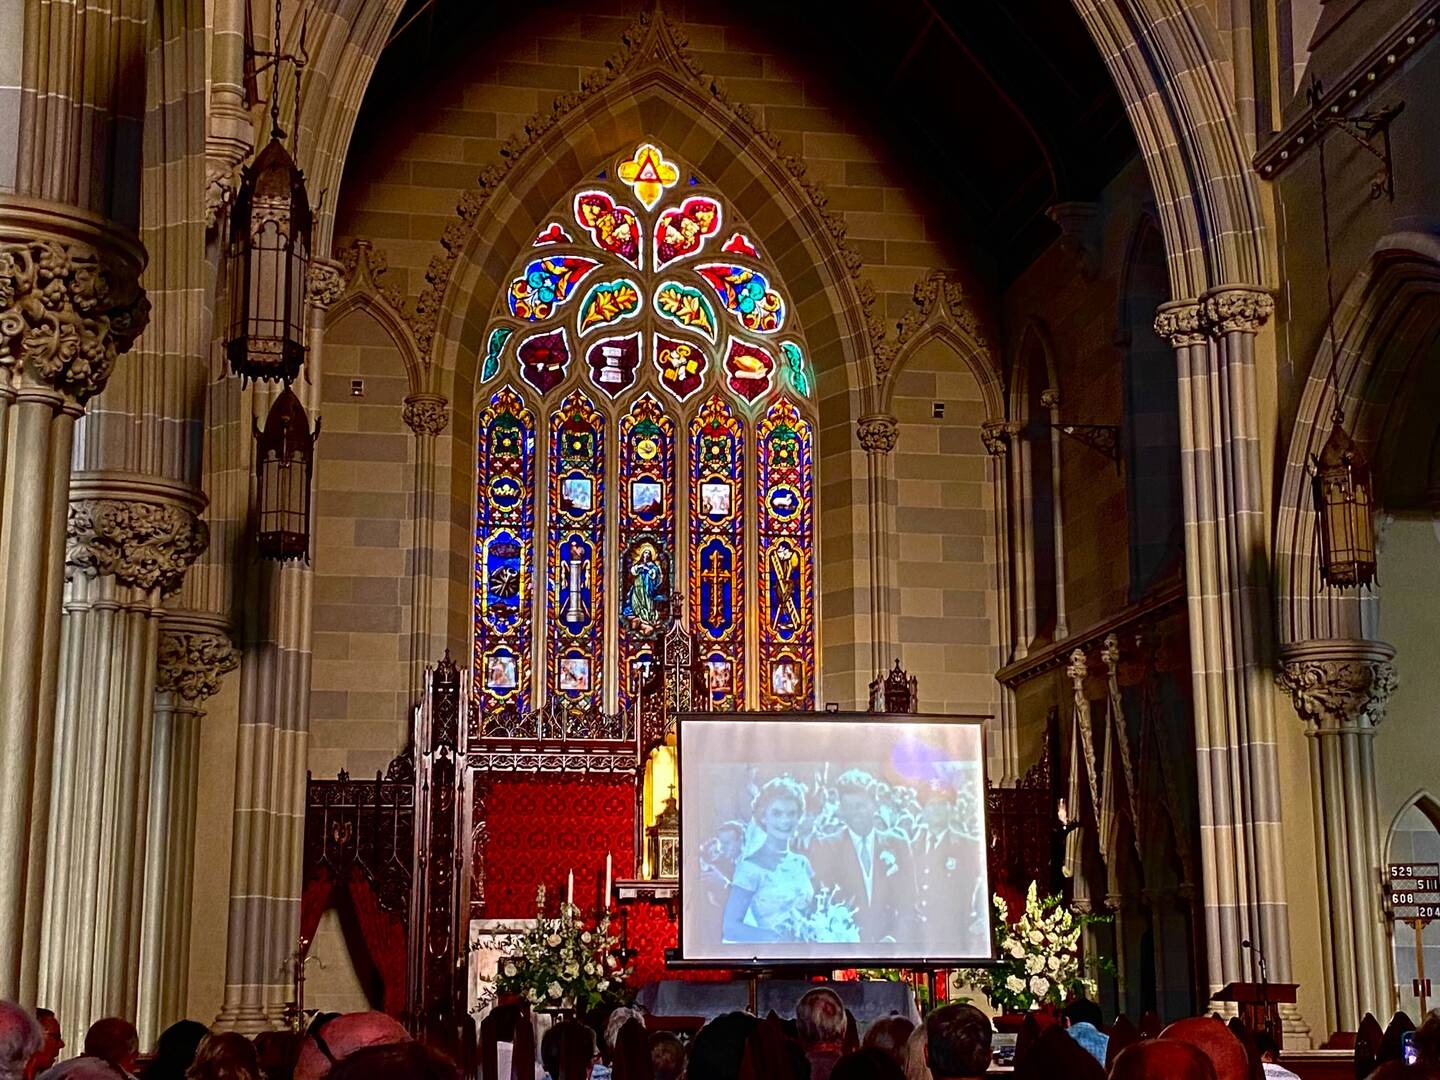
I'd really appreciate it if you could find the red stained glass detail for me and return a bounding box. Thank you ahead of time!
[534,222,573,245]
[721,232,758,258]
[723,337,776,401]
[574,191,642,268]
[655,196,721,268]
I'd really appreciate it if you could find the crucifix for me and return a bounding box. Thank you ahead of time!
[700,548,729,627]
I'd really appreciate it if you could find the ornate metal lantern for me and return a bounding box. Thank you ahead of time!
[255,387,317,561]
[225,131,312,384]
[1313,414,1376,588]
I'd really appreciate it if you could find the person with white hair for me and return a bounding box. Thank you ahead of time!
[0,1003,41,1080]
[795,988,847,1080]
[603,1008,645,1058]
[37,1062,123,1080]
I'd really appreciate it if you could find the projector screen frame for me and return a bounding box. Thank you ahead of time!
[669,709,999,970]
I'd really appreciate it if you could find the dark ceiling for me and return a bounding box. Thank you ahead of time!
[367,0,1138,281]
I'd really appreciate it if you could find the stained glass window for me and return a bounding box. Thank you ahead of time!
[475,386,535,715]
[618,393,674,706]
[757,398,815,709]
[474,141,819,717]
[547,391,605,707]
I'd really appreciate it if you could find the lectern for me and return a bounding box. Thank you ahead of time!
[1215,981,1298,1043]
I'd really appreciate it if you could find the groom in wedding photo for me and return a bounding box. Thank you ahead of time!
[804,769,920,942]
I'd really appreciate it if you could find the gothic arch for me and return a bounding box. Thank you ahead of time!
[425,17,876,421]
[1009,318,1060,413]
[325,242,427,398]
[880,272,1002,421]
[1388,791,1440,842]
[1275,233,1440,644]
[1115,212,1166,344]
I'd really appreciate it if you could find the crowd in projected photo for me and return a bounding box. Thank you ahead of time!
[690,762,989,955]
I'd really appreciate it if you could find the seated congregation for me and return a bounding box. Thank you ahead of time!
[2,990,1437,1080]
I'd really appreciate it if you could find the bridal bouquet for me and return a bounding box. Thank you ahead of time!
[782,886,860,943]
[960,881,1101,1011]
[488,885,633,1011]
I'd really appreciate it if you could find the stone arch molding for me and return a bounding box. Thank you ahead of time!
[1275,232,1440,645]
[328,238,428,397]
[879,271,1003,421]
[1009,317,1061,416]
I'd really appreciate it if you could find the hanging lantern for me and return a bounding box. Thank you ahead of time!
[254,387,318,561]
[225,132,312,384]
[1312,415,1376,588]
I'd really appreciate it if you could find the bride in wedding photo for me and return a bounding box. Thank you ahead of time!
[721,776,816,943]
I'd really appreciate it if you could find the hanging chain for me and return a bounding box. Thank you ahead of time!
[270,0,283,136]
[1312,77,1344,428]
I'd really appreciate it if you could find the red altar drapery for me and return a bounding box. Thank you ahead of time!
[299,867,408,1014]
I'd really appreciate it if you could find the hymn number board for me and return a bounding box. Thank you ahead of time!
[1387,863,1440,923]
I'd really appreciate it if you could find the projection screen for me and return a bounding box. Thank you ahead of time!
[677,713,994,965]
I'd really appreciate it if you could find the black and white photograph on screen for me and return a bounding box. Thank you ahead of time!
[679,716,992,964]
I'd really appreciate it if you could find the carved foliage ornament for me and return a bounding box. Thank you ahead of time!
[1278,656,1398,733]
[66,499,208,595]
[856,413,898,454]
[306,260,346,310]
[0,239,149,403]
[403,395,450,437]
[1154,288,1275,346]
[156,629,239,703]
[980,419,1020,457]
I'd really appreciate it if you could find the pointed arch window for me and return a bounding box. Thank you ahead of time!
[473,141,819,718]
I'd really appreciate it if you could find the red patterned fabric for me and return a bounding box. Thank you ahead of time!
[624,902,730,986]
[478,777,637,919]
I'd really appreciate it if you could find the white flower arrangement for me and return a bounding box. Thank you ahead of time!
[959,881,1104,1012]
[483,885,633,1013]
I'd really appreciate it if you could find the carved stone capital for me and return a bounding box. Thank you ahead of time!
[0,198,149,404]
[1200,286,1274,335]
[205,161,235,231]
[1278,638,1397,734]
[1153,301,1205,348]
[66,496,208,595]
[403,394,450,437]
[856,413,898,454]
[1067,647,1088,687]
[1039,388,1061,411]
[980,418,1019,457]
[306,259,346,310]
[157,626,239,703]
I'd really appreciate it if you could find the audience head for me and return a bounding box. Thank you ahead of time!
[1013,1025,1104,1080]
[0,1003,41,1080]
[1160,1017,1249,1080]
[796,989,847,1049]
[252,1031,302,1080]
[326,1042,458,1080]
[832,1049,904,1080]
[924,1004,991,1080]
[1108,1040,1217,1080]
[1416,1016,1440,1067]
[186,1033,260,1080]
[293,1011,411,1080]
[540,1020,596,1080]
[649,1033,685,1080]
[604,1009,646,1056]
[862,1017,915,1066]
[144,1021,209,1080]
[1063,999,1102,1029]
[900,1026,929,1080]
[84,1019,139,1076]
[688,1013,759,1080]
[38,1062,124,1080]
[30,1009,63,1078]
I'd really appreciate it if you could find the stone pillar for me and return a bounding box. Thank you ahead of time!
[41,484,205,1040]
[216,258,343,1033]
[981,419,1020,782]
[0,204,147,1000]
[1155,286,1307,1042]
[402,393,449,714]
[857,413,898,678]
[1041,387,1069,640]
[1278,638,1397,1033]
[133,615,237,1044]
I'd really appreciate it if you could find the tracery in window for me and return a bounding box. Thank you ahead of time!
[473,141,819,719]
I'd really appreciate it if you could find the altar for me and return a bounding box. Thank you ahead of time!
[300,645,1056,1053]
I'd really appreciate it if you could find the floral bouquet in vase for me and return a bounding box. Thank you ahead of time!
[486,885,633,1012]
[959,881,1102,1012]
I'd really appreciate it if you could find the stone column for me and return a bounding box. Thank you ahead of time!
[981,419,1020,782]
[216,258,343,1033]
[1155,286,1307,1042]
[41,484,205,1039]
[0,205,148,1000]
[402,393,449,715]
[1279,638,1397,1032]
[134,615,237,1044]
[1040,388,1069,639]
[857,414,898,678]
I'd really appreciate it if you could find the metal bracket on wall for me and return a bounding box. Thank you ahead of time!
[1050,422,1122,470]
[1317,102,1405,201]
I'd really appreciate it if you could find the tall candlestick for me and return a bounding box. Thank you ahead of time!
[605,852,613,909]
[567,868,574,907]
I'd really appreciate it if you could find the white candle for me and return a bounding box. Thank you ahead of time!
[605,852,613,908]
[567,868,574,907]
